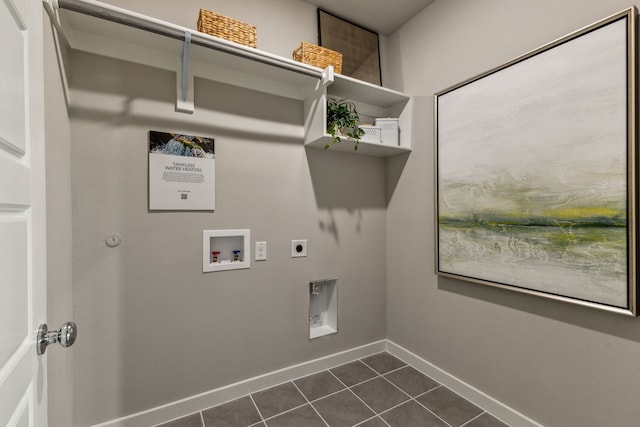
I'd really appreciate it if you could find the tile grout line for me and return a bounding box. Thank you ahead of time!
[343,372,385,389]
[367,367,415,426]
[379,369,441,400]
[297,366,369,405]
[160,351,511,427]
[352,415,391,427]
[326,360,380,389]
[347,354,449,427]
[358,353,403,374]
[340,354,460,427]
[374,393,454,427]
[260,401,309,424]
[242,358,379,425]
[419,383,493,427]
[411,385,457,427]
[412,398,454,427]
[327,366,387,425]
[345,388,385,425]
[379,364,411,377]
[372,399,417,424]
[152,411,204,427]
[375,364,454,427]
[405,379,513,427]
[366,371,450,427]
[246,350,385,399]
[308,385,348,403]
[380,367,424,399]
[358,357,418,427]
[368,375,454,427]
[336,354,463,427]
[256,378,345,425]
[326,365,372,393]
[248,393,267,425]
[290,379,331,427]
[459,411,487,427]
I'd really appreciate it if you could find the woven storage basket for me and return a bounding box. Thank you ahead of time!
[197,9,257,48]
[292,42,342,73]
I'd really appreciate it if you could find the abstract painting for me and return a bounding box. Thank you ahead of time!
[435,8,637,315]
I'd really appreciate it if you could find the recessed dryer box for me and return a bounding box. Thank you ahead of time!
[309,278,338,339]
[203,229,250,272]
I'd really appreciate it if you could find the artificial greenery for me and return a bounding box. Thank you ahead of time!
[326,98,365,151]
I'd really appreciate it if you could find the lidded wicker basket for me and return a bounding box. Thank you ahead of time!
[197,9,257,48]
[292,42,342,73]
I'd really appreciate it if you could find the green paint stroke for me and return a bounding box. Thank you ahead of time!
[440,206,626,227]
[440,206,627,257]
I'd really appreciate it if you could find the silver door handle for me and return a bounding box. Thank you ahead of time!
[36,322,77,355]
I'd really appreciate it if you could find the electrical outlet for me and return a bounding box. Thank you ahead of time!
[291,239,307,257]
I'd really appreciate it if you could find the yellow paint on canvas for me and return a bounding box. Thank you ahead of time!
[539,207,625,219]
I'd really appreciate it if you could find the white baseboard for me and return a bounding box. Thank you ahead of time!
[91,340,387,427]
[93,339,540,427]
[385,340,542,427]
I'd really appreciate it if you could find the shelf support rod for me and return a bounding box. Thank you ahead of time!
[56,0,323,80]
[42,0,72,108]
[181,31,191,102]
[176,31,194,114]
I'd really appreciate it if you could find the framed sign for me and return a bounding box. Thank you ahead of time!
[149,131,215,211]
[318,9,381,85]
[435,8,637,315]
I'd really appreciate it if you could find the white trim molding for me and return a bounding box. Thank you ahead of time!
[92,339,541,427]
[91,341,387,427]
[385,340,542,427]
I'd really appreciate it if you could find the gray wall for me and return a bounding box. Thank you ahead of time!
[385,1,640,426]
[49,0,640,425]
[66,1,387,425]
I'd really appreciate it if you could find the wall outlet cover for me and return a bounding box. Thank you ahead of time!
[291,239,307,257]
[256,241,267,261]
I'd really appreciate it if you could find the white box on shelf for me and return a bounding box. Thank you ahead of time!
[375,118,399,146]
[203,229,250,272]
[359,125,381,143]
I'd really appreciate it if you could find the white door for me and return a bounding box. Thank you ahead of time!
[0,0,48,426]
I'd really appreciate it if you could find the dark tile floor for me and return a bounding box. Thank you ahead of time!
[157,352,510,427]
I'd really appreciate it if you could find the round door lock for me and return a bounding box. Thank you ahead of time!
[36,322,78,355]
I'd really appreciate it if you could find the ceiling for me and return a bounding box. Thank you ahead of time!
[304,0,434,36]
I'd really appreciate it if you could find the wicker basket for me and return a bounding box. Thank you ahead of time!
[197,9,257,48]
[292,42,342,73]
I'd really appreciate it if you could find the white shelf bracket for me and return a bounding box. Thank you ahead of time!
[176,31,194,114]
[321,66,335,88]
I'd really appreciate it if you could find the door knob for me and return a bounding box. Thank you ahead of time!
[36,322,77,355]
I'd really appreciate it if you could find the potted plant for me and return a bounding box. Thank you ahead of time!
[326,98,365,151]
